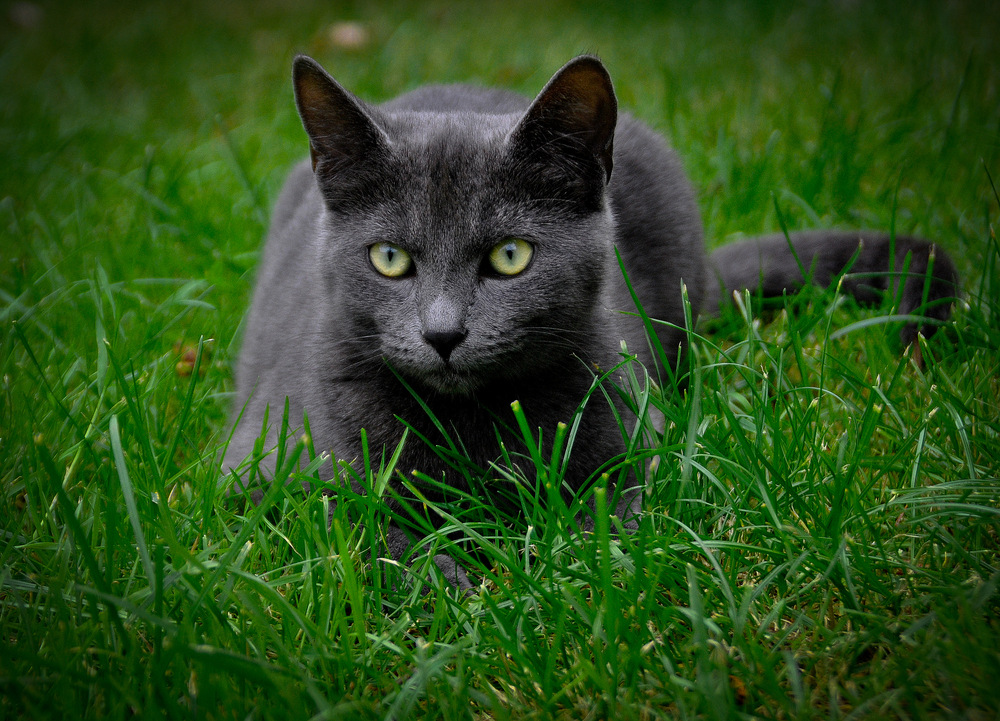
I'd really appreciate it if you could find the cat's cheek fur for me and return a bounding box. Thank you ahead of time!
[531,218,614,323]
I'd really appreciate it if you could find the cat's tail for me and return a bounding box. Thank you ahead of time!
[704,230,960,345]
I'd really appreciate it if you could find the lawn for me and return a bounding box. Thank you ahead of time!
[2,1,1000,718]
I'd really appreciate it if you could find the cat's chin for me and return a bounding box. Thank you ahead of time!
[386,355,498,396]
[406,366,485,397]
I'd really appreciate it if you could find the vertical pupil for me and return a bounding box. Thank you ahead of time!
[505,245,515,261]
[386,247,395,264]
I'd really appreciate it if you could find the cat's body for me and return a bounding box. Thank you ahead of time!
[224,56,957,590]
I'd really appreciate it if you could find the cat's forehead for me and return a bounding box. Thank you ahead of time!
[333,106,596,248]
[382,110,515,163]
[376,111,518,232]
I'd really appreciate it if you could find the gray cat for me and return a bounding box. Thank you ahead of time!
[224,55,957,591]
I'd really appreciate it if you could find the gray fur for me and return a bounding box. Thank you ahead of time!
[225,56,957,591]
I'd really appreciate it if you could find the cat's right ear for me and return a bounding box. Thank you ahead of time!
[292,55,388,173]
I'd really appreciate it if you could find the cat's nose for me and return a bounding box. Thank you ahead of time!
[423,327,467,361]
[422,294,468,361]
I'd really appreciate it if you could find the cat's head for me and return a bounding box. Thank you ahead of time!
[293,55,618,394]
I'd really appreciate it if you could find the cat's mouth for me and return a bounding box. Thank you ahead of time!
[412,362,483,396]
[391,354,493,396]
[386,331,537,396]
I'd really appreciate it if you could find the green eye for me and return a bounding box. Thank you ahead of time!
[488,238,533,276]
[369,242,413,278]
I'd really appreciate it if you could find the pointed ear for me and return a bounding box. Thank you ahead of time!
[292,55,388,172]
[510,55,617,182]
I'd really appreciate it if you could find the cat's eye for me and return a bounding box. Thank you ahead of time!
[487,238,534,276]
[369,242,413,278]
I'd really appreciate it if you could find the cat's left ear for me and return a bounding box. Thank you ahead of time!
[510,55,617,182]
[292,55,388,173]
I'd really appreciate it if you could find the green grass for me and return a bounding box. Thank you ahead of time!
[3,0,1000,718]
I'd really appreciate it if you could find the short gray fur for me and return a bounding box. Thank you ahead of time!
[224,56,958,591]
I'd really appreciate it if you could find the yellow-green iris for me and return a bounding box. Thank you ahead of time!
[369,242,412,277]
[488,238,533,276]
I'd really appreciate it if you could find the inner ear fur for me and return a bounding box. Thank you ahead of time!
[292,55,388,172]
[512,55,618,182]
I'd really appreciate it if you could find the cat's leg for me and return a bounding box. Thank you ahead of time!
[575,475,642,535]
[383,523,475,594]
[613,481,642,532]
